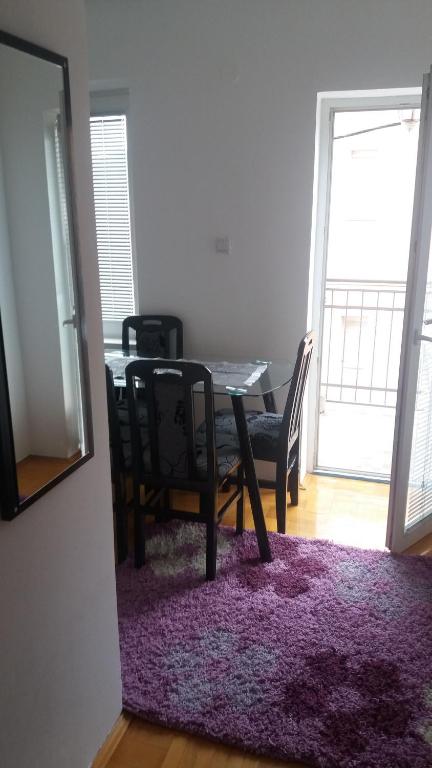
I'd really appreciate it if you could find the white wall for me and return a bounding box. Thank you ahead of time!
[0,147,30,461]
[86,0,432,375]
[0,2,122,767]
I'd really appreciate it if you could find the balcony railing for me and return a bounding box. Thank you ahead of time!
[320,279,406,408]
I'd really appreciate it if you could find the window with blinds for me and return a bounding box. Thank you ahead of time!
[90,114,135,322]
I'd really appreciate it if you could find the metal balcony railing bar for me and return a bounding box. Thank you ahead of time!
[321,278,406,407]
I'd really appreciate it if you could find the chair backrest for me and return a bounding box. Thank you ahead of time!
[126,359,216,490]
[105,364,124,476]
[280,331,314,462]
[122,315,183,358]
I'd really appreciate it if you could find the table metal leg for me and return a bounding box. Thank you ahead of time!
[263,392,276,413]
[231,395,272,563]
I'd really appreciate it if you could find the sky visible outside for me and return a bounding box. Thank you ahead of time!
[327,108,420,282]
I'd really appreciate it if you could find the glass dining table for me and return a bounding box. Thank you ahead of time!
[105,347,294,563]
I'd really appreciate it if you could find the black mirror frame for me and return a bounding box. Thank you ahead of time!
[0,30,94,521]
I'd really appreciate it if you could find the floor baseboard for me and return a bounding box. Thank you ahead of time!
[92,711,132,768]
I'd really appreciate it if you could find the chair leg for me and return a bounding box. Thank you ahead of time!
[206,519,217,580]
[275,467,288,534]
[236,465,244,534]
[134,483,145,568]
[204,492,218,581]
[199,492,206,516]
[155,488,170,522]
[114,474,128,563]
[288,456,299,507]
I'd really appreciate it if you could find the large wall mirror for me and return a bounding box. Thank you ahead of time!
[0,31,93,520]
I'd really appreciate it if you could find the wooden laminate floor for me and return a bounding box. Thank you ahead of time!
[105,717,303,768]
[16,453,80,498]
[100,474,432,768]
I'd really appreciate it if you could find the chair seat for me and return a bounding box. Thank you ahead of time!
[138,443,241,482]
[130,415,241,482]
[211,408,282,462]
[116,397,240,481]
[195,428,242,481]
[140,427,241,482]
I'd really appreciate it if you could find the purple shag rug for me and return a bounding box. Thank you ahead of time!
[116,523,432,768]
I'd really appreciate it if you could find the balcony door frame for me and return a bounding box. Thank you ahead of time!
[305,88,421,481]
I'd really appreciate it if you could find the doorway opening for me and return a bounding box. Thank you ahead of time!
[309,94,421,483]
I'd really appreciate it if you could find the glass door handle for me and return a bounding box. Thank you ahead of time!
[63,314,77,328]
[416,330,432,342]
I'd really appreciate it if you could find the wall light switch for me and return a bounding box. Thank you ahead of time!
[215,236,231,255]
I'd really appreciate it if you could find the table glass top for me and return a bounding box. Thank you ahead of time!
[104,347,294,397]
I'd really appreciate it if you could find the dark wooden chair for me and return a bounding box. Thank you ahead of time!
[105,364,133,562]
[212,332,314,534]
[122,315,183,358]
[106,364,150,561]
[126,359,244,580]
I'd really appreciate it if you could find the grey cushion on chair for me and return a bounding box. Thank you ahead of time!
[212,408,282,463]
[245,412,282,461]
[117,399,148,427]
[195,425,242,481]
[140,438,241,482]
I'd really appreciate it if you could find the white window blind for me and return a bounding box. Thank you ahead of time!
[90,114,135,322]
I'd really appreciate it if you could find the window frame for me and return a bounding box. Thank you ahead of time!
[305,88,422,480]
[90,90,138,341]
